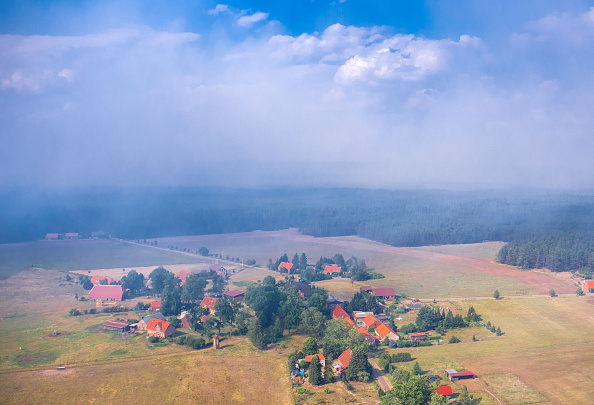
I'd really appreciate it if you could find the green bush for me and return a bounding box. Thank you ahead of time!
[448,336,460,343]
[148,336,159,343]
[391,352,412,363]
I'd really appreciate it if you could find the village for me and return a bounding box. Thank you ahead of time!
[72,256,508,405]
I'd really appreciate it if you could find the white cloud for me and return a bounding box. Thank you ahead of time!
[237,11,269,28]
[208,4,229,15]
[58,69,73,82]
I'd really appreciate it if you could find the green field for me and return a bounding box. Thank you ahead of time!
[0,239,206,279]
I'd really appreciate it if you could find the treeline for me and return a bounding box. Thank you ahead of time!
[496,231,594,275]
[2,188,593,273]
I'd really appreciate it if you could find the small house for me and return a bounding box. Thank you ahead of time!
[148,300,161,312]
[372,288,395,300]
[223,290,245,301]
[65,233,79,239]
[338,348,352,372]
[326,295,344,309]
[138,312,166,331]
[175,270,193,286]
[200,297,217,314]
[278,262,293,273]
[375,323,399,342]
[45,233,59,240]
[332,305,350,320]
[444,369,475,381]
[147,318,175,338]
[179,312,192,328]
[362,314,383,330]
[436,386,453,398]
[584,280,594,293]
[405,303,425,311]
[305,354,326,368]
[284,282,311,297]
[323,265,342,275]
[358,327,378,346]
[409,332,427,341]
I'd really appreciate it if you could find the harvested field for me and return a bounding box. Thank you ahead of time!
[482,373,547,405]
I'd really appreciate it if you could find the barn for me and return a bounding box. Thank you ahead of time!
[223,290,245,301]
[88,285,123,301]
[103,320,131,332]
[444,369,475,381]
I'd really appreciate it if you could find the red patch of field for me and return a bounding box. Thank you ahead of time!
[285,233,575,294]
[44,331,67,338]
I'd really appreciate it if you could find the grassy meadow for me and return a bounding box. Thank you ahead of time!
[0,239,206,280]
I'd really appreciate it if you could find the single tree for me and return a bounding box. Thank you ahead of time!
[413,361,422,375]
[549,289,556,297]
[448,336,460,343]
[214,298,236,330]
[247,317,267,349]
[299,307,327,338]
[198,246,209,256]
[181,274,208,302]
[493,290,500,299]
[346,347,371,381]
[457,385,472,405]
[280,293,304,332]
[299,253,307,271]
[577,286,585,296]
[496,327,502,336]
[302,337,318,356]
[309,355,323,385]
[149,267,171,294]
[430,393,449,405]
[324,354,336,383]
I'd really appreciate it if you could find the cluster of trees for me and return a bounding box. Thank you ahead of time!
[175,334,206,349]
[399,306,467,336]
[378,352,413,372]
[484,321,503,336]
[496,231,594,274]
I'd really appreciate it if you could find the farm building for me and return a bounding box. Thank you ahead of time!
[585,280,594,292]
[444,369,475,381]
[338,348,352,371]
[372,288,395,300]
[305,354,326,368]
[409,332,427,341]
[210,264,228,279]
[405,303,425,311]
[175,270,193,286]
[323,265,342,275]
[223,290,245,301]
[375,323,399,342]
[326,295,344,308]
[360,286,373,293]
[436,386,453,398]
[362,314,383,330]
[103,320,132,332]
[278,262,293,273]
[88,285,123,301]
[284,282,311,297]
[91,275,116,285]
[138,312,166,331]
[332,305,350,320]
[148,300,161,312]
[65,233,79,239]
[200,297,217,314]
[45,233,59,240]
[353,311,374,322]
[147,318,175,338]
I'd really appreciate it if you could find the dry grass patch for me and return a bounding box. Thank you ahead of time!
[482,373,547,405]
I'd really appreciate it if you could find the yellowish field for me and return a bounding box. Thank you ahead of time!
[388,297,594,404]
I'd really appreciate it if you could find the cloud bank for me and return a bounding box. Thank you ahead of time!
[1,5,593,189]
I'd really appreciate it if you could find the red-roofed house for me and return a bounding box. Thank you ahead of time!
[338,349,352,371]
[88,285,123,301]
[179,312,192,328]
[46,233,59,240]
[375,323,399,342]
[436,386,453,397]
[332,305,350,320]
[90,275,116,285]
[358,327,378,346]
[200,297,217,314]
[147,318,175,338]
[278,262,293,273]
[175,270,193,286]
[148,301,161,312]
[360,286,373,293]
[585,280,594,293]
[409,332,427,341]
[305,354,326,368]
[372,288,396,300]
[223,290,245,301]
[323,265,342,275]
[65,233,79,239]
[362,314,383,330]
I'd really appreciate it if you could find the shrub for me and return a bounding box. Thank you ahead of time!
[448,336,460,343]
[68,308,81,316]
[148,336,159,343]
[296,387,308,395]
[89,308,97,314]
[391,352,412,363]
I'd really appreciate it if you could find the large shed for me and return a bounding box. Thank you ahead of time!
[103,320,131,332]
[444,369,475,381]
[89,285,123,301]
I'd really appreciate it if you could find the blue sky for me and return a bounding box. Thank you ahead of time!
[1,1,594,189]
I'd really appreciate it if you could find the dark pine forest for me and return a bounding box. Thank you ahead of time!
[1,187,593,275]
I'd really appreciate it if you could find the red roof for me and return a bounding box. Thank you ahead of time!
[103,320,131,328]
[332,305,350,320]
[278,262,293,271]
[372,288,395,298]
[323,265,342,274]
[358,327,371,336]
[449,372,475,377]
[65,233,79,237]
[305,354,325,362]
[149,301,161,310]
[584,280,594,290]
[362,314,382,329]
[46,233,59,239]
[200,297,217,310]
[338,348,352,368]
[176,270,193,286]
[409,332,427,337]
[91,275,116,285]
[199,315,209,323]
[88,285,123,301]
[437,386,453,396]
[375,323,397,339]
[147,318,172,332]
